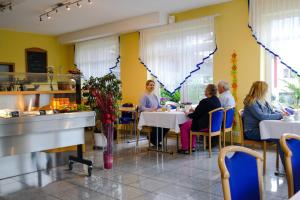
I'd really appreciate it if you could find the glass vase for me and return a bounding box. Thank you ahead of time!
[102,122,113,169]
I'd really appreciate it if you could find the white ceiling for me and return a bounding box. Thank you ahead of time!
[0,0,230,36]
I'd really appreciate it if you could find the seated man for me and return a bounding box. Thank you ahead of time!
[218,80,235,108]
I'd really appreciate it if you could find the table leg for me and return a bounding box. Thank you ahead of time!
[69,144,93,176]
[147,127,173,154]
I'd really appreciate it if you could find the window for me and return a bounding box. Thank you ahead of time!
[151,57,213,105]
[264,53,299,107]
[140,16,216,94]
[75,35,120,80]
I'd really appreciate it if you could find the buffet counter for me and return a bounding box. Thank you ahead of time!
[0,111,95,179]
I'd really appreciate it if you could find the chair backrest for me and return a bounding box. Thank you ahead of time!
[238,109,245,145]
[121,103,133,119]
[224,107,235,129]
[280,134,300,198]
[209,108,224,133]
[218,146,263,200]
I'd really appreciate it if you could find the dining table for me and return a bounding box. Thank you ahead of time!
[259,118,300,176]
[138,109,188,153]
[259,119,300,140]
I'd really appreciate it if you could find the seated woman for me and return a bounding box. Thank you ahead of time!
[139,80,169,147]
[179,84,221,154]
[243,81,283,140]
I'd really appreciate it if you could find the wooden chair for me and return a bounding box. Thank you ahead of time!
[218,145,264,200]
[223,107,235,147]
[190,108,224,157]
[238,109,279,175]
[280,133,300,198]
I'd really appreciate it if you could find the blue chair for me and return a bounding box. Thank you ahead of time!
[218,146,264,200]
[117,103,135,143]
[280,134,300,198]
[223,107,235,147]
[190,107,224,157]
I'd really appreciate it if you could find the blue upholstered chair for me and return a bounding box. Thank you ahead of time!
[116,103,135,143]
[218,146,264,200]
[190,107,224,157]
[223,107,235,147]
[280,134,300,198]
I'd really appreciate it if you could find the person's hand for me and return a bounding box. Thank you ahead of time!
[150,108,157,112]
[189,108,195,112]
[184,110,190,116]
[280,109,289,116]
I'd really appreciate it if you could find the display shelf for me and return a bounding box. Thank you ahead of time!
[0,90,75,95]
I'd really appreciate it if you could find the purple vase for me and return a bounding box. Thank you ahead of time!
[103,151,113,169]
[102,122,113,169]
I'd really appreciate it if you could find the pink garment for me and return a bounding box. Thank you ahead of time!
[180,120,196,150]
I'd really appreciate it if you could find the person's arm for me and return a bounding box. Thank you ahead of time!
[247,102,282,121]
[154,94,162,109]
[139,95,152,112]
[188,99,207,119]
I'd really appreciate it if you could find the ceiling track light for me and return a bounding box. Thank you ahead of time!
[0,2,12,12]
[39,0,93,22]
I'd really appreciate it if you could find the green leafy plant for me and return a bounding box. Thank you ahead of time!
[160,87,180,104]
[82,74,122,130]
[283,76,300,108]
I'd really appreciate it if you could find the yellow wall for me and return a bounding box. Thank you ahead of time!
[120,32,147,105]
[0,29,74,73]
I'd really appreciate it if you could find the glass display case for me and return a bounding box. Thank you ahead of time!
[0,72,81,94]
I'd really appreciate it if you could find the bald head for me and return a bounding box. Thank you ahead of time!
[218,80,230,94]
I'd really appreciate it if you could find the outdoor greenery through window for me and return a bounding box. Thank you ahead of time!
[264,53,300,108]
[151,57,213,105]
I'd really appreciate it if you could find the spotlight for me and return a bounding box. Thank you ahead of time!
[39,0,90,22]
[9,5,12,10]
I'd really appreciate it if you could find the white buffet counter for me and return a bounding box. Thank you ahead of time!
[0,111,95,178]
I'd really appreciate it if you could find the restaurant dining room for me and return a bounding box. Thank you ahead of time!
[1,0,300,199]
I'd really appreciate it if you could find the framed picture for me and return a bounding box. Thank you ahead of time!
[25,48,47,82]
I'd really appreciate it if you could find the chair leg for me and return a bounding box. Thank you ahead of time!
[219,135,221,151]
[130,123,133,141]
[136,130,140,146]
[116,124,120,144]
[223,131,226,147]
[276,144,279,172]
[203,136,206,150]
[189,133,193,154]
[209,135,212,158]
[148,132,151,148]
[263,141,267,175]
[230,131,233,145]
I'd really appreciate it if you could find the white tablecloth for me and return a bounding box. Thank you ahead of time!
[259,120,300,140]
[138,111,188,133]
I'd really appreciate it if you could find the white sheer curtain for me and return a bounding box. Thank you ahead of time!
[249,0,300,75]
[75,35,120,79]
[140,16,216,94]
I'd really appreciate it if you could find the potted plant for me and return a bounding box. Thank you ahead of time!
[82,74,121,169]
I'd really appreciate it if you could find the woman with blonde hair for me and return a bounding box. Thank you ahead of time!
[243,81,283,140]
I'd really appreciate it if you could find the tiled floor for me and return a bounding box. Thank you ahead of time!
[0,137,289,200]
